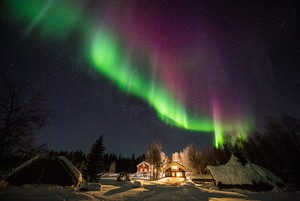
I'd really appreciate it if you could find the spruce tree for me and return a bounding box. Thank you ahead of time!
[82,135,105,182]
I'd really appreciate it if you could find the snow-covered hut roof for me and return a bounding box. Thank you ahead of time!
[6,152,82,186]
[207,155,283,187]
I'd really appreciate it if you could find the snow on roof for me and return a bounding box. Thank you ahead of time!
[6,154,45,178]
[136,161,150,167]
[207,155,283,187]
[163,161,189,172]
[59,156,82,183]
[6,153,82,184]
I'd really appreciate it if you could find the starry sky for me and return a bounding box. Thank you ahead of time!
[1,0,299,156]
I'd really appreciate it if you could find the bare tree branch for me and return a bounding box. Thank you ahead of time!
[0,76,52,174]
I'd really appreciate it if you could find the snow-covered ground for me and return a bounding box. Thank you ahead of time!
[0,176,299,201]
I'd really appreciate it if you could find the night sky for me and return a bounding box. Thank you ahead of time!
[1,0,299,156]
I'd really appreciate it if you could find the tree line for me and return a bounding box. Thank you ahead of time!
[1,76,299,189]
[58,149,146,177]
[167,115,299,190]
[140,115,299,191]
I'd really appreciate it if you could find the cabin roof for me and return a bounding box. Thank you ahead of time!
[163,161,189,172]
[136,161,150,167]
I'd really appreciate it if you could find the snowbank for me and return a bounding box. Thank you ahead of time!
[1,177,299,201]
[132,181,143,188]
[207,155,283,191]
[87,183,101,191]
[78,181,101,191]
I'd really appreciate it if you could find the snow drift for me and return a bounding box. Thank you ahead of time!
[207,155,284,191]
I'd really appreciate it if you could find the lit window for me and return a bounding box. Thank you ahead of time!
[140,168,143,172]
[172,165,178,170]
[176,172,182,177]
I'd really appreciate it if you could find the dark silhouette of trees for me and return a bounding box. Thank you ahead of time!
[0,76,51,176]
[249,115,300,189]
[82,135,105,182]
[222,115,300,189]
[59,150,86,171]
[199,115,300,190]
[104,153,118,173]
[103,153,145,173]
[58,148,147,174]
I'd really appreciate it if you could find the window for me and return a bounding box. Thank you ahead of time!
[176,172,182,177]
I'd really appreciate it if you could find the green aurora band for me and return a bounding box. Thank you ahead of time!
[5,0,254,147]
[90,31,214,132]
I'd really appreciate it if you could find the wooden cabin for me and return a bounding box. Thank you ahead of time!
[164,161,188,178]
[137,161,150,174]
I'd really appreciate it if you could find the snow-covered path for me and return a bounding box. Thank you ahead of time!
[0,184,94,201]
[126,182,248,201]
[1,177,299,201]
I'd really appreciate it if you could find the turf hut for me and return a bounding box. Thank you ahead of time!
[5,152,82,186]
[207,155,284,191]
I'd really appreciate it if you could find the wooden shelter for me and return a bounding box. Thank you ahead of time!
[137,161,150,174]
[164,161,188,178]
[5,152,82,186]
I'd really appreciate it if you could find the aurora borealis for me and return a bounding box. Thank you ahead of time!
[2,0,299,153]
[2,0,271,146]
